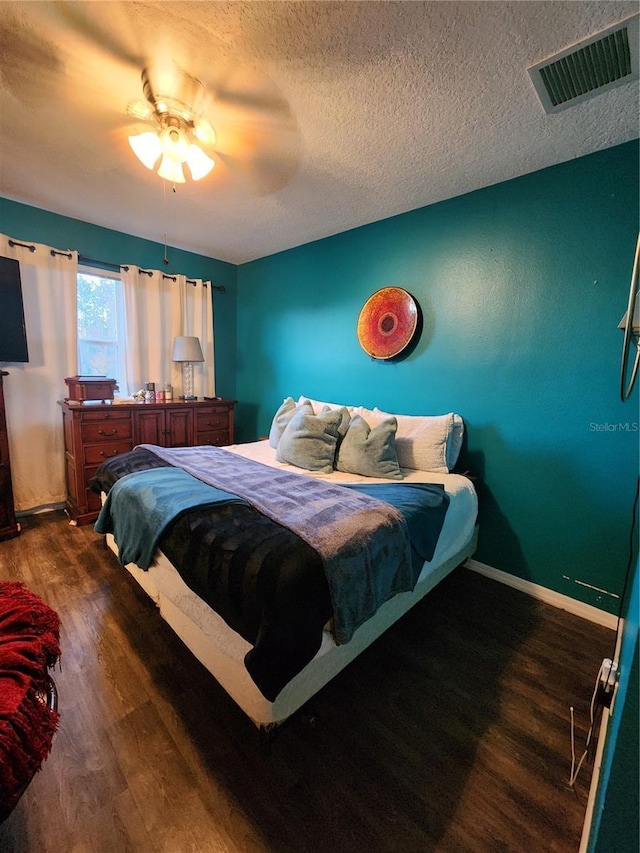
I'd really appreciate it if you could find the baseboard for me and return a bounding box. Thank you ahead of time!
[16,501,65,518]
[465,558,618,630]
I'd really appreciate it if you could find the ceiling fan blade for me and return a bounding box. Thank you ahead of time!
[199,70,303,196]
[215,150,300,196]
[213,116,302,195]
[0,10,65,105]
[0,1,144,112]
[213,86,292,117]
[208,64,294,118]
[45,0,145,67]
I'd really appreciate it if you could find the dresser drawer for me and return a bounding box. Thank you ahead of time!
[196,410,229,432]
[81,417,133,443]
[84,440,133,465]
[196,430,229,447]
[80,409,132,423]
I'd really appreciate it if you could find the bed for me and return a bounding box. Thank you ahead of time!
[91,398,478,731]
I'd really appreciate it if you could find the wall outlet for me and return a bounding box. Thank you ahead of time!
[600,658,618,692]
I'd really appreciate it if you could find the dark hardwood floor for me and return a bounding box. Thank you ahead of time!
[0,511,612,853]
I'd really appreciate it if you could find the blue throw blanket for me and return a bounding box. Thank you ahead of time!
[345,482,450,579]
[136,444,414,644]
[95,467,248,569]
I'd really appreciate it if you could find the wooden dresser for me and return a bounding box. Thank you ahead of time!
[0,371,20,540]
[59,398,235,525]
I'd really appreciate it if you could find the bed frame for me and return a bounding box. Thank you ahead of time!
[106,525,478,731]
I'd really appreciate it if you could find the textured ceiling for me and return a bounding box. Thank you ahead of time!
[0,1,638,264]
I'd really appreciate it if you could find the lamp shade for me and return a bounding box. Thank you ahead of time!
[157,155,186,183]
[129,131,162,170]
[172,335,204,362]
[186,144,215,180]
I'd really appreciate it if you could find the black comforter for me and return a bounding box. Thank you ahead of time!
[91,447,449,701]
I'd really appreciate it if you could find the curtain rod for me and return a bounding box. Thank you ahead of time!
[79,255,120,272]
[6,246,226,292]
[9,238,73,260]
[81,256,226,292]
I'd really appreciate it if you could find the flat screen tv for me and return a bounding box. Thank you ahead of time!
[0,256,29,363]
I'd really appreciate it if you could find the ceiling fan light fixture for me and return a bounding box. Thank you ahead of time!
[157,155,186,183]
[186,144,215,180]
[129,64,216,183]
[128,131,162,170]
[160,124,190,163]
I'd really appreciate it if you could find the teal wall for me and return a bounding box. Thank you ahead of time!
[0,198,238,401]
[587,558,639,853]
[236,141,639,611]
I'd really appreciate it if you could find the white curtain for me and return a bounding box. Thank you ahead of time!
[121,266,214,398]
[0,234,78,513]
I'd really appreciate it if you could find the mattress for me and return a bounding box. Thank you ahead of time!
[107,440,478,726]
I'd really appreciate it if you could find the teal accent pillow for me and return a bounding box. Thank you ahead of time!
[269,397,313,448]
[335,414,402,480]
[276,408,344,473]
[321,405,351,438]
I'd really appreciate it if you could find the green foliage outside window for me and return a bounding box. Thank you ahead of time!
[77,272,126,392]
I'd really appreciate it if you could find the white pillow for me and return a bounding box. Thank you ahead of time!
[447,414,465,469]
[354,407,456,473]
[297,396,356,415]
[374,408,464,470]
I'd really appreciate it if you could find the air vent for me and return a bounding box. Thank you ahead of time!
[528,13,639,113]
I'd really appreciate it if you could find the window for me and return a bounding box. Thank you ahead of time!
[77,269,127,394]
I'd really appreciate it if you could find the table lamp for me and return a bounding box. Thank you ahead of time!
[172,335,204,400]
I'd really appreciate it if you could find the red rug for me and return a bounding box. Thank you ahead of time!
[0,581,61,822]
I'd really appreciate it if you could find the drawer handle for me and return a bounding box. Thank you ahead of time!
[206,420,222,427]
[99,449,119,458]
[98,428,117,436]
[162,428,170,435]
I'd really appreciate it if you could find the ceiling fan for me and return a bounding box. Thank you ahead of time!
[2,1,302,193]
[126,62,218,183]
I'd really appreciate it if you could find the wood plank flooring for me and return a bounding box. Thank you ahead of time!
[0,510,613,852]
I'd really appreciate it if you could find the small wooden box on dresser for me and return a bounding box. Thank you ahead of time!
[59,398,236,526]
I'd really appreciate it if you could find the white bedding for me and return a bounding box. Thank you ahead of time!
[110,440,478,726]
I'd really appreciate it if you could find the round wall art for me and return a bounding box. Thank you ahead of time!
[357,287,420,360]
